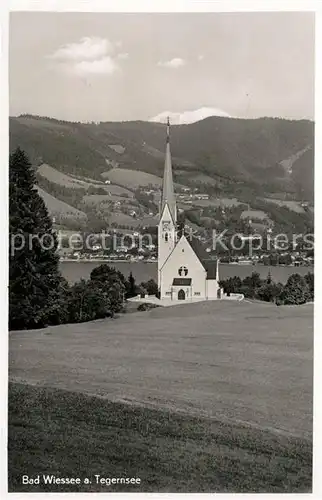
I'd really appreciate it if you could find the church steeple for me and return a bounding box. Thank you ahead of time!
[160,117,176,223]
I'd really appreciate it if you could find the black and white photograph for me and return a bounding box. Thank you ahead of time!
[4,2,318,495]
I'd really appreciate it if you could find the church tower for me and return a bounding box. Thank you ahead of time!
[158,118,177,283]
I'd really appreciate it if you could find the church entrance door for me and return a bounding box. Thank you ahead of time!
[178,289,186,300]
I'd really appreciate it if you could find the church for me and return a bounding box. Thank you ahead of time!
[158,119,221,301]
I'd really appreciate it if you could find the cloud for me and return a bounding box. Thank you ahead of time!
[117,52,129,60]
[49,36,127,76]
[198,54,205,61]
[51,37,113,61]
[157,57,186,69]
[150,107,232,125]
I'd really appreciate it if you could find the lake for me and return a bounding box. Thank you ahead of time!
[60,261,313,285]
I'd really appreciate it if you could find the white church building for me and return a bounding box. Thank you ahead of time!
[158,119,222,301]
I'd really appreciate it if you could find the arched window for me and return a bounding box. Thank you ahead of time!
[178,266,188,276]
[165,232,169,242]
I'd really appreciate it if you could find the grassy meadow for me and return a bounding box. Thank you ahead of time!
[8,382,312,493]
[8,300,313,492]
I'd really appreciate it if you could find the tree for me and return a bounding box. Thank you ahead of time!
[278,273,311,305]
[266,270,272,285]
[219,276,242,296]
[256,281,283,303]
[126,272,137,298]
[304,272,314,301]
[9,148,66,329]
[241,272,263,298]
[67,279,109,323]
[47,276,71,325]
[244,272,262,289]
[90,264,126,316]
[140,279,158,296]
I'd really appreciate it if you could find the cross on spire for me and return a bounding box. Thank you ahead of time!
[166,116,170,143]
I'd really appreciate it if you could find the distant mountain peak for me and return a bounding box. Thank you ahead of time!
[150,107,232,125]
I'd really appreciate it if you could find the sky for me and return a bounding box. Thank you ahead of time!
[9,11,315,122]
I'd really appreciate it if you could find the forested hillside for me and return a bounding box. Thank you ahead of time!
[9,114,314,201]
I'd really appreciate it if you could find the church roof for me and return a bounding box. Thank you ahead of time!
[160,118,176,223]
[203,260,218,280]
[187,236,218,280]
[187,236,209,260]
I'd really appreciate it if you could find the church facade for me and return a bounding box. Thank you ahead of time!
[158,119,221,301]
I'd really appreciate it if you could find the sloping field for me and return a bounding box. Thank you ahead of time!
[38,164,131,195]
[38,164,135,198]
[104,185,134,197]
[37,187,87,220]
[83,194,137,206]
[188,173,220,185]
[204,197,242,207]
[241,209,269,220]
[82,194,113,206]
[105,168,187,191]
[262,198,305,214]
[66,173,134,197]
[38,164,92,189]
[108,144,125,154]
[104,168,163,188]
[9,300,313,439]
[107,213,157,228]
[69,173,105,185]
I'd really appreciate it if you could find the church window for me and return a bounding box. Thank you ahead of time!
[178,266,188,276]
[165,232,169,242]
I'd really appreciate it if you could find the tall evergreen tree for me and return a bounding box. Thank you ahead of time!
[126,272,137,298]
[278,273,311,305]
[9,148,65,329]
[266,270,272,285]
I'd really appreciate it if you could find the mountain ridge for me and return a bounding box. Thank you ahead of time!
[9,114,314,201]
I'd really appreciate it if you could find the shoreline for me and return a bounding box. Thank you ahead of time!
[59,258,312,268]
[59,258,156,263]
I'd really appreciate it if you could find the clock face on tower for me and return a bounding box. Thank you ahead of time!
[162,221,171,231]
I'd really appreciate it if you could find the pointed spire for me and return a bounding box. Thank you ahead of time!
[160,117,176,223]
[166,116,170,143]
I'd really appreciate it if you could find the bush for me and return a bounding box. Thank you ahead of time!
[137,303,159,312]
